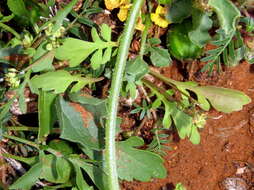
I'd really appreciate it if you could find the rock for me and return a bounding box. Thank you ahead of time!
[220,177,248,190]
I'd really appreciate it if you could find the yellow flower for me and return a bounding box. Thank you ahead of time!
[135,17,145,31]
[105,0,121,10]
[105,0,131,21]
[150,5,170,28]
[117,3,131,21]
[105,0,144,30]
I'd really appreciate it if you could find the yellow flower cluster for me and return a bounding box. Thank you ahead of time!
[104,0,144,30]
[150,5,170,28]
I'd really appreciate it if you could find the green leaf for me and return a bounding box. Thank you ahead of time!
[73,165,93,190]
[0,14,14,23]
[143,80,193,139]
[51,0,78,33]
[174,183,186,190]
[91,27,101,42]
[0,99,14,124]
[171,104,193,139]
[18,87,27,114]
[189,125,200,144]
[3,153,38,166]
[56,38,99,67]
[9,162,42,190]
[91,49,103,70]
[125,56,149,81]
[55,37,115,67]
[189,86,251,113]
[149,47,172,67]
[7,0,43,25]
[208,0,240,35]
[38,90,57,142]
[189,9,212,48]
[152,74,251,113]
[102,47,112,64]
[7,0,28,20]
[31,43,55,72]
[200,31,233,72]
[55,96,101,150]
[101,24,111,41]
[126,82,137,99]
[148,38,161,46]
[116,136,167,181]
[166,0,192,23]
[69,92,108,125]
[29,70,98,94]
[69,156,108,190]
[158,0,172,4]
[40,154,71,183]
[48,139,74,156]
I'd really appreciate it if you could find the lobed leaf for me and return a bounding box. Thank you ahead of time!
[189,86,251,113]
[55,37,115,67]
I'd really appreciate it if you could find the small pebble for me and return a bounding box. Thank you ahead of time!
[220,177,248,190]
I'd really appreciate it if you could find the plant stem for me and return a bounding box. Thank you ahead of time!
[140,16,151,58]
[7,126,61,133]
[149,68,177,86]
[148,69,200,105]
[3,134,62,156]
[3,134,39,149]
[2,152,37,165]
[105,0,145,189]
[142,79,176,102]
[7,126,39,132]
[0,23,21,39]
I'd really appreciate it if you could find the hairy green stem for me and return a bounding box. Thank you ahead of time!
[105,0,144,189]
